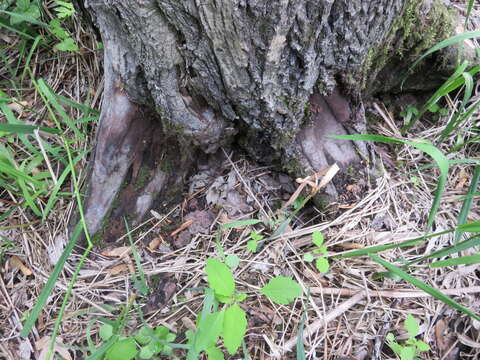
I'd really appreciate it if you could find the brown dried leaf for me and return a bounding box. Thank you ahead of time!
[434,319,458,360]
[148,235,163,251]
[182,316,196,332]
[184,210,215,234]
[455,169,469,190]
[9,256,32,276]
[145,277,177,312]
[107,264,128,275]
[36,336,72,360]
[101,246,131,257]
[7,101,28,114]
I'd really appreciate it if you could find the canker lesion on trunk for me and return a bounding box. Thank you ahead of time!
[75,0,462,241]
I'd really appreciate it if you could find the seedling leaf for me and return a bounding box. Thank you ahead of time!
[404,314,419,338]
[99,324,113,341]
[206,258,235,297]
[400,346,416,360]
[105,338,137,360]
[134,326,152,345]
[206,346,225,360]
[303,253,314,262]
[246,240,258,253]
[250,232,264,241]
[196,311,225,352]
[223,304,247,355]
[260,276,302,305]
[54,37,78,52]
[225,254,240,269]
[415,340,430,351]
[315,257,330,273]
[139,343,156,359]
[312,231,324,247]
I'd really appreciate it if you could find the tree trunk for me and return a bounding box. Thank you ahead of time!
[75,0,458,240]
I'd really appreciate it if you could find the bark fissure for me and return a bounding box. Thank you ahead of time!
[76,0,460,238]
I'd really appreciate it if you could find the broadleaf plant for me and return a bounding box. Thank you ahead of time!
[188,257,302,358]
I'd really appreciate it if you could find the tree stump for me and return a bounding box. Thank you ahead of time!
[74,0,460,240]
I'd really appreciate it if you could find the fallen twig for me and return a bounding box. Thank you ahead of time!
[280,292,365,354]
[311,286,480,298]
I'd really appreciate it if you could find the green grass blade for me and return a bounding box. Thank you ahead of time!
[423,234,480,261]
[21,35,42,84]
[186,288,216,360]
[36,79,84,139]
[18,178,43,217]
[55,94,99,115]
[465,0,474,28]
[406,141,448,231]
[20,223,83,337]
[0,48,14,77]
[0,161,42,186]
[371,254,480,321]
[0,10,49,26]
[408,233,480,266]
[0,123,61,135]
[439,72,475,140]
[455,166,480,242]
[331,228,455,259]
[43,150,89,220]
[431,254,480,268]
[124,218,149,296]
[403,61,468,133]
[442,100,480,143]
[0,207,14,222]
[331,238,425,258]
[0,18,36,39]
[0,101,40,155]
[405,31,480,79]
[221,219,263,230]
[457,219,480,232]
[296,288,310,360]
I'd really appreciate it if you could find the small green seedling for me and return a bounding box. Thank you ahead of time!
[386,314,430,360]
[8,0,41,26]
[186,257,302,359]
[247,231,263,253]
[98,324,176,360]
[410,176,420,186]
[303,231,329,273]
[427,103,449,116]
[50,1,79,52]
[400,105,418,128]
[291,195,306,211]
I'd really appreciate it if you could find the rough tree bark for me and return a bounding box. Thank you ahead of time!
[74,0,459,240]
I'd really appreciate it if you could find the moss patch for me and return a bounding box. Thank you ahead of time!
[359,0,456,93]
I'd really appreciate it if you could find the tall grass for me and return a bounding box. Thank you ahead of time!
[335,28,480,322]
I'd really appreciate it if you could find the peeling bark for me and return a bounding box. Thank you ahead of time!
[74,0,459,239]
